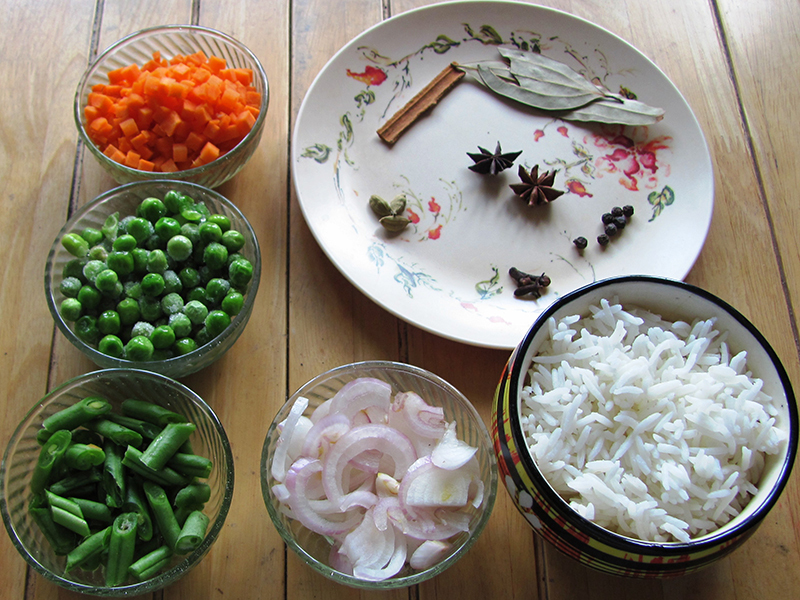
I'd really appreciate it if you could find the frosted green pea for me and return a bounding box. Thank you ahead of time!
[124,280,143,300]
[155,217,181,241]
[88,245,108,262]
[146,249,168,274]
[106,251,134,277]
[166,235,193,262]
[99,335,124,358]
[131,321,155,338]
[78,285,102,310]
[94,269,119,293]
[173,338,197,355]
[205,278,230,305]
[194,327,212,347]
[141,273,165,297]
[132,248,149,273]
[229,258,254,288]
[145,234,165,251]
[60,298,82,321]
[226,252,244,268]
[197,265,215,286]
[203,242,228,271]
[150,325,176,350]
[163,270,182,294]
[183,300,208,325]
[180,222,201,245]
[126,217,154,244]
[221,291,244,316]
[178,267,200,289]
[161,292,184,315]
[81,227,104,247]
[117,298,140,325]
[112,234,137,252]
[199,222,222,244]
[60,277,83,298]
[125,336,154,361]
[62,233,90,257]
[139,297,162,322]
[75,315,100,344]
[63,258,88,280]
[163,190,187,214]
[98,310,121,335]
[168,313,192,338]
[139,197,167,222]
[221,229,246,253]
[186,287,210,307]
[204,310,230,337]
[102,282,124,300]
[83,259,106,283]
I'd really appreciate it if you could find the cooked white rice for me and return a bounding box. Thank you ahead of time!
[520,298,786,543]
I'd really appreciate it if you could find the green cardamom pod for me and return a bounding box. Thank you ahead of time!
[389,195,407,215]
[368,195,393,218]
[379,215,411,232]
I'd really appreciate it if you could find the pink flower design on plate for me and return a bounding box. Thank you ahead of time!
[428,225,442,240]
[407,208,420,224]
[594,131,671,192]
[428,198,441,214]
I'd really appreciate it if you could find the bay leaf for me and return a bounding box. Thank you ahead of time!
[562,95,665,126]
[476,64,598,111]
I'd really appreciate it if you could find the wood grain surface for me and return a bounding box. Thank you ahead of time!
[1,0,797,599]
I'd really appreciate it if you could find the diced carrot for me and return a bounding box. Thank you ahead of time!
[119,117,139,138]
[208,55,226,73]
[138,159,155,172]
[84,105,101,122]
[172,143,188,163]
[197,141,220,164]
[88,92,114,115]
[124,150,141,169]
[160,110,183,137]
[184,131,207,152]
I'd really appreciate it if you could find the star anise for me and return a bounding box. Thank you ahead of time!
[509,164,565,205]
[467,142,522,175]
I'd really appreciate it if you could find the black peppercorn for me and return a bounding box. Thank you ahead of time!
[611,206,624,218]
[622,205,634,218]
[613,216,626,229]
[597,234,610,246]
[604,223,618,236]
[573,236,588,249]
[601,212,614,225]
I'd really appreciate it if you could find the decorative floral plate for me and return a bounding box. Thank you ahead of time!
[292,0,713,349]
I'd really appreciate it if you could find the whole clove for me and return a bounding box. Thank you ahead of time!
[509,267,551,298]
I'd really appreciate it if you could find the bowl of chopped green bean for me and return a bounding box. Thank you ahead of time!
[0,368,234,595]
[45,180,261,379]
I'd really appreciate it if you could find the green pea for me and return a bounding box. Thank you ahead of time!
[81,227,104,247]
[183,300,208,325]
[78,285,102,310]
[106,251,134,276]
[112,234,137,252]
[88,245,109,262]
[98,335,124,358]
[178,267,200,289]
[139,197,167,222]
[226,252,244,268]
[152,349,174,360]
[138,296,162,322]
[63,258,88,281]
[203,242,228,271]
[117,298,140,325]
[131,321,155,338]
[163,190,187,214]
[131,248,149,273]
[194,327,212,347]
[60,298,83,321]
[125,336,154,361]
[102,281,124,299]
[197,265,215,286]
[83,259,106,283]
[173,338,197,356]
[205,278,230,305]
[97,310,121,335]
[124,280,143,300]
[221,229,246,253]
[186,287,210,307]
[181,207,203,223]
[125,217,154,244]
[146,249,168,274]
[207,214,231,232]
[199,222,222,244]
[161,292,184,315]
[141,273,165,297]
[163,270,182,294]
[221,291,244,316]
[145,233,165,251]
[168,313,192,338]
[150,325,176,350]
[180,222,201,245]
[75,315,101,344]
[62,233,90,257]
[166,235,193,262]
[229,258,254,288]
[204,310,231,337]
[94,269,119,293]
[60,277,83,298]
[155,217,181,241]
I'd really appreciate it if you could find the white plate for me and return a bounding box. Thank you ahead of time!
[292,0,713,350]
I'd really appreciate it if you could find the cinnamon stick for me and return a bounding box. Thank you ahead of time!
[377,63,465,145]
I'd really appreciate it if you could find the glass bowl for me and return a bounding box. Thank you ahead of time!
[74,25,268,189]
[494,275,798,577]
[260,361,498,589]
[44,180,261,379]
[0,369,235,595]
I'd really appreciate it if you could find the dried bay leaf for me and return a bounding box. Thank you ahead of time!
[476,64,599,111]
[562,96,665,126]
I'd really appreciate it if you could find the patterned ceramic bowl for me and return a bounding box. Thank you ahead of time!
[45,180,261,379]
[0,369,234,595]
[493,275,797,577]
[74,25,268,188]
[261,361,498,589]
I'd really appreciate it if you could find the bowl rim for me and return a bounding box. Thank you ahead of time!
[504,274,799,552]
[260,359,499,589]
[44,179,262,377]
[0,368,235,595]
[73,24,269,182]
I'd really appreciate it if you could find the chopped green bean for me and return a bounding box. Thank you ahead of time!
[43,396,111,433]
[31,430,72,494]
[86,418,143,447]
[64,443,105,470]
[122,446,190,488]
[123,479,154,542]
[103,441,126,508]
[29,504,77,555]
[140,422,196,471]
[167,452,213,479]
[175,510,209,554]
[106,413,162,440]
[71,497,113,523]
[106,512,139,586]
[50,505,91,537]
[121,399,186,427]
[128,544,173,581]
[142,482,181,551]
[65,526,111,572]
[48,468,101,496]
[175,482,211,509]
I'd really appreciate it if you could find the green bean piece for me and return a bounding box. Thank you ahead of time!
[140,422,196,471]
[106,413,162,440]
[167,452,213,479]
[62,233,90,257]
[122,446,190,488]
[102,211,120,242]
[71,429,103,446]
[175,482,211,509]
[175,510,209,554]
[36,427,53,445]
[31,430,72,494]
[122,399,186,427]
[128,544,173,581]
[64,443,105,470]
[29,505,77,555]
[42,396,112,433]
[50,505,91,537]
[65,526,111,573]
[71,497,113,523]
[103,441,127,508]
[48,468,102,496]
[86,418,143,447]
[142,482,181,551]
[123,480,154,541]
[45,490,82,516]
[106,512,139,586]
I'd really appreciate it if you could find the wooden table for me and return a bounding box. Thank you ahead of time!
[2,0,799,598]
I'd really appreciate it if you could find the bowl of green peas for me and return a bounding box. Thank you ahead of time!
[0,368,234,595]
[45,180,261,379]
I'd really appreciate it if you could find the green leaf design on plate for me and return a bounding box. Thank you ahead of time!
[429,34,461,54]
[355,89,376,108]
[464,24,505,45]
[475,266,503,299]
[301,144,333,163]
[648,185,675,221]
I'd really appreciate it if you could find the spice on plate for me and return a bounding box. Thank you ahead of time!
[467,142,522,175]
[510,164,564,206]
[573,236,588,250]
[509,267,551,298]
[597,204,634,246]
[369,194,411,232]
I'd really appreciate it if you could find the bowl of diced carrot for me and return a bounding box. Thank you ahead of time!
[74,25,268,189]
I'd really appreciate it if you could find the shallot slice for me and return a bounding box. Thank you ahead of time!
[341,509,407,581]
[391,391,447,439]
[271,396,310,482]
[330,378,392,422]
[409,540,451,570]
[431,422,477,470]
[300,413,351,458]
[400,456,472,508]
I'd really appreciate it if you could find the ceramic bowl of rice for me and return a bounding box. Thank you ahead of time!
[493,275,797,577]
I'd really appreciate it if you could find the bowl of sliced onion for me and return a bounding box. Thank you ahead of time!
[260,361,497,589]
